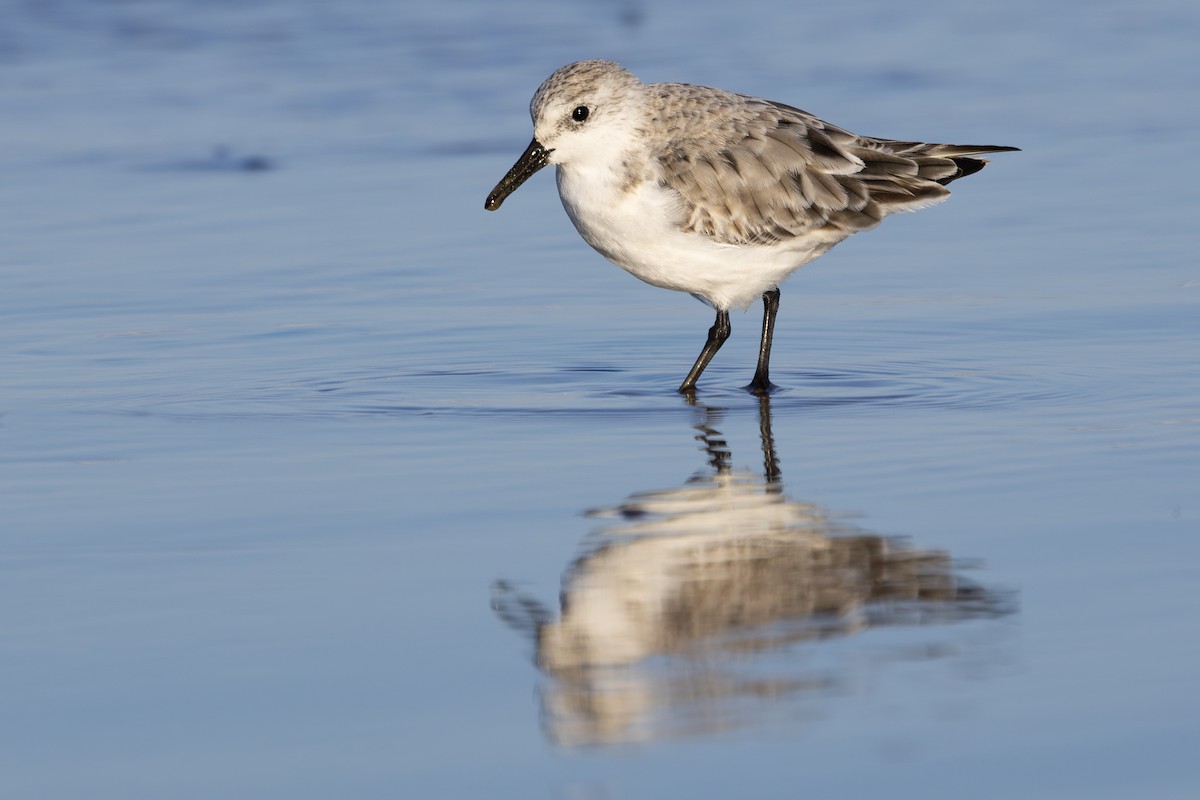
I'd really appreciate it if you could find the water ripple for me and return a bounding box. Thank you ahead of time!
[102,355,1109,421]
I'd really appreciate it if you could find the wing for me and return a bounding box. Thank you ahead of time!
[654,90,1012,246]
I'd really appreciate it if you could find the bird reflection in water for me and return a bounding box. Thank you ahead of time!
[493,396,1014,747]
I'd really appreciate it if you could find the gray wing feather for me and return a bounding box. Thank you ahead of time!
[654,88,1012,246]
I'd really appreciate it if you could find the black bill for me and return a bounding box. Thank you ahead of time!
[484,139,552,211]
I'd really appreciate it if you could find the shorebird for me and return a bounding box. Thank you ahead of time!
[486,60,1016,393]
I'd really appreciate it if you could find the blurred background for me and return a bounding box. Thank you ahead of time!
[1,1,1198,798]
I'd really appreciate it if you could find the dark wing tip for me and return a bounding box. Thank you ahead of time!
[937,146,1018,185]
[942,157,988,183]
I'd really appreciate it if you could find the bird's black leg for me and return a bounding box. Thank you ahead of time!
[678,309,731,394]
[747,288,780,394]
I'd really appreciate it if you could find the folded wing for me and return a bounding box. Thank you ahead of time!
[655,92,1016,246]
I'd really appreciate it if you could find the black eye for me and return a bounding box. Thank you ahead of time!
[571,106,590,123]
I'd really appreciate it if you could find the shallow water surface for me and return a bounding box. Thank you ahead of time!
[2,1,1198,798]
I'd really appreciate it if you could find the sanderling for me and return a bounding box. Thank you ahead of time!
[486,60,1016,394]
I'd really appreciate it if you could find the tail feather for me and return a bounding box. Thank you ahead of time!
[939,156,989,185]
[913,145,1019,186]
[878,141,1021,158]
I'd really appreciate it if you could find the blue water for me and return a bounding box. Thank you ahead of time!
[2,1,1198,797]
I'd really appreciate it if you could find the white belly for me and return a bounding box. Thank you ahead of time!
[555,165,834,310]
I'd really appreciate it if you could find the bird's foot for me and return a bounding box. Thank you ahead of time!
[744,377,779,396]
